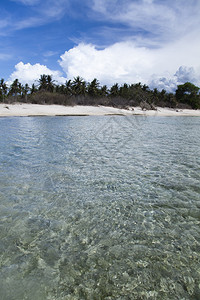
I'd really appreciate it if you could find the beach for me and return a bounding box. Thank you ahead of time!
[0,103,200,117]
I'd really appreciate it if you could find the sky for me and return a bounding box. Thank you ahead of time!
[0,0,200,91]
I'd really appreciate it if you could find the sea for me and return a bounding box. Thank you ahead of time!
[0,115,200,299]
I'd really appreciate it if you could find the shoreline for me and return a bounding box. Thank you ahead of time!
[0,103,200,117]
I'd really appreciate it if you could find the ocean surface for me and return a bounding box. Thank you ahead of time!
[0,115,200,300]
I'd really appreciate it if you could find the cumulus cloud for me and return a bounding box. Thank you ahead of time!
[8,62,66,86]
[149,66,200,92]
[174,66,197,85]
[7,42,200,91]
[149,76,177,92]
[59,36,200,91]
[59,42,155,85]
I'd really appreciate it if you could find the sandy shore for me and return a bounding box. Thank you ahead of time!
[0,103,200,117]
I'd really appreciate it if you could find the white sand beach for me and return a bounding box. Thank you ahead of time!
[0,103,200,117]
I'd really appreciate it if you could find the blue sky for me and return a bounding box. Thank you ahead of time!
[0,0,200,91]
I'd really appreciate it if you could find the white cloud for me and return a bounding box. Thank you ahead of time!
[174,66,197,85]
[59,42,154,85]
[59,35,200,91]
[91,0,200,45]
[149,66,200,93]
[149,76,177,92]
[8,62,66,86]
[15,17,45,30]
[5,0,69,31]
[43,50,58,57]
[7,40,200,91]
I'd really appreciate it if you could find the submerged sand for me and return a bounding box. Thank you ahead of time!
[0,103,200,117]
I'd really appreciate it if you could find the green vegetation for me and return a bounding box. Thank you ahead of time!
[175,82,200,109]
[0,75,200,109]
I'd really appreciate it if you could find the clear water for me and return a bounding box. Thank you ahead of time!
[0,115,200,300]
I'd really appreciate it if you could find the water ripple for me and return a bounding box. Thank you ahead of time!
[0,116,200,299]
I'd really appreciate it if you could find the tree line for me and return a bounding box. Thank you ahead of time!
[0,75,200,109]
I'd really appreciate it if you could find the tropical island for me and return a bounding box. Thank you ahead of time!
[0,75,200,117]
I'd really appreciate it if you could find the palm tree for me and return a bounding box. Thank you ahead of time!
[21,83,29,102]
[142,84,149,91]
[47,75,54,92]
[18,82,22,97]
[38,74,54,92]
[71,76,86,96]
[39,74,48,91]
[100,85,108,97]
[65,80,72,96]
[109,83,119,97]
[119,83,129,99]
[87,78,100,97]
[31,83,37,94]
[0,78,8,101]
[9,79,21,100]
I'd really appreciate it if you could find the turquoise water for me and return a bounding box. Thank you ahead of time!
[0,115,200,299]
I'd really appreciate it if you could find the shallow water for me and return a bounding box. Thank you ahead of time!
[0,115,200,299]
